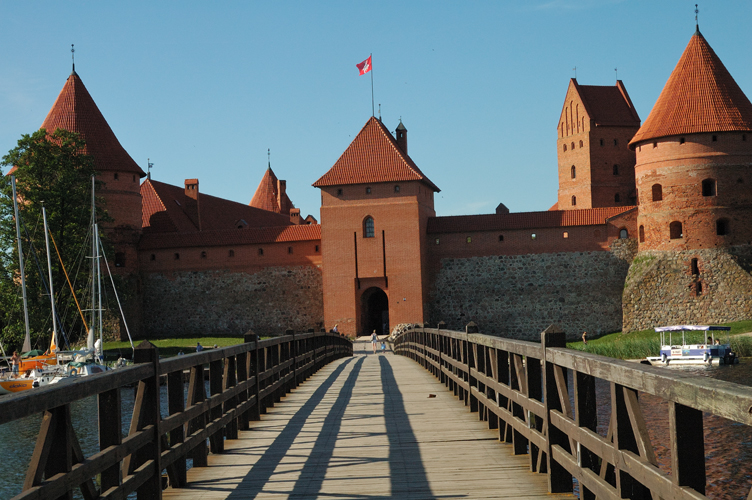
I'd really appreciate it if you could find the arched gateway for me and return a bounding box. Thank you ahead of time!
[361,287,389,335]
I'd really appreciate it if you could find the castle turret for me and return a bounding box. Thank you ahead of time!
[622,28,752,332]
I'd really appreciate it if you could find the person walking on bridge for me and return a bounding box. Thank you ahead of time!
[371,330,379,354]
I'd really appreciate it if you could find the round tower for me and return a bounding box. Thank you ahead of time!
[622,28,752,332]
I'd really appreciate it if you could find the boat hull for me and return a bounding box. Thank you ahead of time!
[0,378,36,394]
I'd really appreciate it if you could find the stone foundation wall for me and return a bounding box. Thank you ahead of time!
[623,246,752,332]
[429,246,633,341]
[141,265,323,338]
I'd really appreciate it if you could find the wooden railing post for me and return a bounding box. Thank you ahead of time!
[465,322,479,413]
[669,402,706,494]
[224,354,238,440]
[129,340,163,500]
[209,355,224,454]
[167,366,186,487]
[541,325,572,494]
[99,387,122,493]
[244,331,261,422]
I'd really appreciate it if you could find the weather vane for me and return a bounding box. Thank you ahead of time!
[71,44,75,72]
[695,4,699,29]
[573,66,577,79]
[615,67,618,81]
[268,148,270,168]
[147,158,153,179]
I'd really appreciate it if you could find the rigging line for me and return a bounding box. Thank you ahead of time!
[98,237,135,352]
[48,229,89,333]
[21,220,71,349]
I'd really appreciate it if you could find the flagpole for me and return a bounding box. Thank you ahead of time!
[370,53,374,117]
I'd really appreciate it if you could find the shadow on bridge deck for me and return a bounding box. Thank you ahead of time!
[164,346,570,499]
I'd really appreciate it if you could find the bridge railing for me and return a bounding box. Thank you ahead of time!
[0,330,352,500]
[393,324,752,500]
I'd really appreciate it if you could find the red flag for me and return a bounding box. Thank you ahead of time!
[356,55,372,75]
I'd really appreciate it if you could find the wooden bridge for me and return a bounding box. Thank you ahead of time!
[1,326,752,499]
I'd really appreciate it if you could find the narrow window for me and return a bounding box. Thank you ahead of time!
[619,228,628,239]
[174,253,180,260]
[315,245,320,252]
[114,172,119,180]
[615,193,621,203]
[579,140,583,148]
[670,221,683,240]
[363,216,375,238]
[600,139,604,147]
[696,281,703,295]
[365,187,371,194]
[150,254,156,261]
[115,252,126,267]
[435,238,440,245]
[652,184,663,202]
[680,137,685,144]
[258,248,264,256]
[743,134,747,141]
[702,178,716,197]
[498,235,504,242]
[691,258,699,275]
[200,251,207,259]
[466,236,472,244]
[337,188,343,196]
[132,175,136,182]
[571,142,575,150]
[571,195,577,206]
[563,231,569,239]
[229,250,235,257]
[394,185,400,193]
[613,164,619,175]
[653,142,657,148]
[571,165,576,179]
[288,246,293,254]
[614,139,618,146]
[716,219,728,236]
[639,225,645,243]
[563,144,567,152]
[712,135,717,142]
[531,234,537,240]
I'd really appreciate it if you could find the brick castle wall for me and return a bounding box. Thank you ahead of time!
[622,246,752,332]
[141,265,323,337]
[428,244,634,341]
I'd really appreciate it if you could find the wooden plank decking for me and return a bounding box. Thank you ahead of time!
[164,339,572,499]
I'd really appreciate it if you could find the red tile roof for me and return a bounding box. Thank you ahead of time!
[427,206,636,233]
[574,80,640,127]
[141,179,293,234]
[313,117,440,192]
[139,224,321,250]
[40,72,145,177]
[249,167,293,214]
[630,31,752,147]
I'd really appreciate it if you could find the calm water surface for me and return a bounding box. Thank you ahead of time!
[0,363,750,499]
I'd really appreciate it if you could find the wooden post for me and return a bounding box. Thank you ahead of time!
[186,364,208,467]
[99,388,122,492]
[224,355,238,440]
[24,405,73,500]
[574,371,597,498]
[237,349,249,431]
[245,331,261,421]
[167,369,187,487]
[465,322,478,412]
[510,353,528,455]
[130,340,162,500]
[209,357,224,454]
[542,325,572,494]
[527,355,544,473]
[669,402,705,494]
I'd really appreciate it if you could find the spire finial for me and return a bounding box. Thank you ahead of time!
[614,67,618,82]
[695,4,699,33]
[71,44,75,73]
[572,66,577,79]
[268,148,270,169]
[147,158,153,180]
[378,104,382,122]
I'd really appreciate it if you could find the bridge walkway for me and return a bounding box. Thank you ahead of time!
[164,338,571,499]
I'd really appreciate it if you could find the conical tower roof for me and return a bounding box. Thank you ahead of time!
[313,116,439,192]
[630,30,752,147]
[249,167,293,214]
[40,71,145,176]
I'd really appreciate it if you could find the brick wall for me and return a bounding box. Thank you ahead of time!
[141,265,323,338]
[623,246,752,332]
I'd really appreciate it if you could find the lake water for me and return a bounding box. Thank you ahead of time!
[0,363,750,499]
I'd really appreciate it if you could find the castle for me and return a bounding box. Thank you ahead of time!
[19,27,752,340]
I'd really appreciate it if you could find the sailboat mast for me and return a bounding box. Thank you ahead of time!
[11,176,31,352]
[88,176,96,352]
[42,206,58,352]
[95,223,103,357]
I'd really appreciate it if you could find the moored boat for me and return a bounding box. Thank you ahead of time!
[646,325,738,366]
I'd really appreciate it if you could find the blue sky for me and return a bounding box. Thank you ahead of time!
[2,1,751,220]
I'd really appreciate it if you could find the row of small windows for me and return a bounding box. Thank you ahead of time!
[338,185,402,196]
[112,172,138,182]
[571,192,622,206]
[149,245,321,261]
[569,165,620,179]
[637,219,729,242]
[638,134,747,151]
[435,228,626,245]
[649,179,717,202]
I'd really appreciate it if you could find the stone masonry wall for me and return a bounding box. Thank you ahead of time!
[141,265,323,338]
[429,246,633,341]
[622,246,752,332]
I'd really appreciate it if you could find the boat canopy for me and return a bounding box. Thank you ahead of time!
[655,325,731,332]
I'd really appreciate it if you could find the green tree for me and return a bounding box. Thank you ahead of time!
[0,129,110,351]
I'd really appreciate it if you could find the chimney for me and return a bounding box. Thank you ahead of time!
[184,178,201,230]
[290,208,301,225]
[396,120,407,155]
[277,179,288,215]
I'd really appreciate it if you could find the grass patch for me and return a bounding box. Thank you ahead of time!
[103,337,248,360]
[567,319,752,360]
